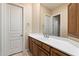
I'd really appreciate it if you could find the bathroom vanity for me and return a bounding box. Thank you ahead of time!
[28,33,79,56]
[28,36,70,56]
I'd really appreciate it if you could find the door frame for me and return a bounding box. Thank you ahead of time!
[1,3,25,56]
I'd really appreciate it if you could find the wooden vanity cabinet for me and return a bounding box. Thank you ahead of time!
[32,42,38,56]
[28,36,49,56]
[68,3,79,38]
[42,43,50,52]
[76,4,79,36]
[50,47,69,56]
[28,36,33,53]
[28,36,70,56]
[38,47,50,56]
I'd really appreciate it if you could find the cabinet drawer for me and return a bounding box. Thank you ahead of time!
[32,42,38,56]
[38,47,50,56]
[32,39,42,47]
[32,38,36,42]
[42,43,50,52]
[51,48,69,56]
[35,40,42,47]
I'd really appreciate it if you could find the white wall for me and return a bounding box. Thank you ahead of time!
[52,4,68,37]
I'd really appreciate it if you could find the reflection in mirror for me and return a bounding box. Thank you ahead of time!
[43,14,60,37]
[52,15,60,36]
[43,15,52,37]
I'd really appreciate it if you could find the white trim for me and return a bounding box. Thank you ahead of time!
[0,3,2,56]
[1,3,7,55]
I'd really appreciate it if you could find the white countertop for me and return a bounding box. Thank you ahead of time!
[29,33,79,56]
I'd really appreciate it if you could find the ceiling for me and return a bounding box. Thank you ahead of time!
[41,3,67,10]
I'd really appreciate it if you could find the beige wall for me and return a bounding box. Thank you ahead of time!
[32,4,52,33]
[51,4,68,37]
[23,3,33,49]
[21,3,51,49]
[40,5,52,33]
[32,3,40,33]
[24,4,32,34]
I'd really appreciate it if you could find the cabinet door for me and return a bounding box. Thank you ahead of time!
[32,42,38,56]
[28,37,33,53]
[38,47,49,56]
[51,48,69,56]
[42,43,50,52]
[77,4,79,36]
[68,4,77,36]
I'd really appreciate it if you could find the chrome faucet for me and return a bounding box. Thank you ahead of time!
[43,33,49,38]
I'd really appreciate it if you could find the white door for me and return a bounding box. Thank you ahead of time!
[6,4,23,55]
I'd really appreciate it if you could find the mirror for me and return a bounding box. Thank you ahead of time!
[43,14,60,36]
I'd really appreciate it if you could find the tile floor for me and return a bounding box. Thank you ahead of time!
[12,50,32,56]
